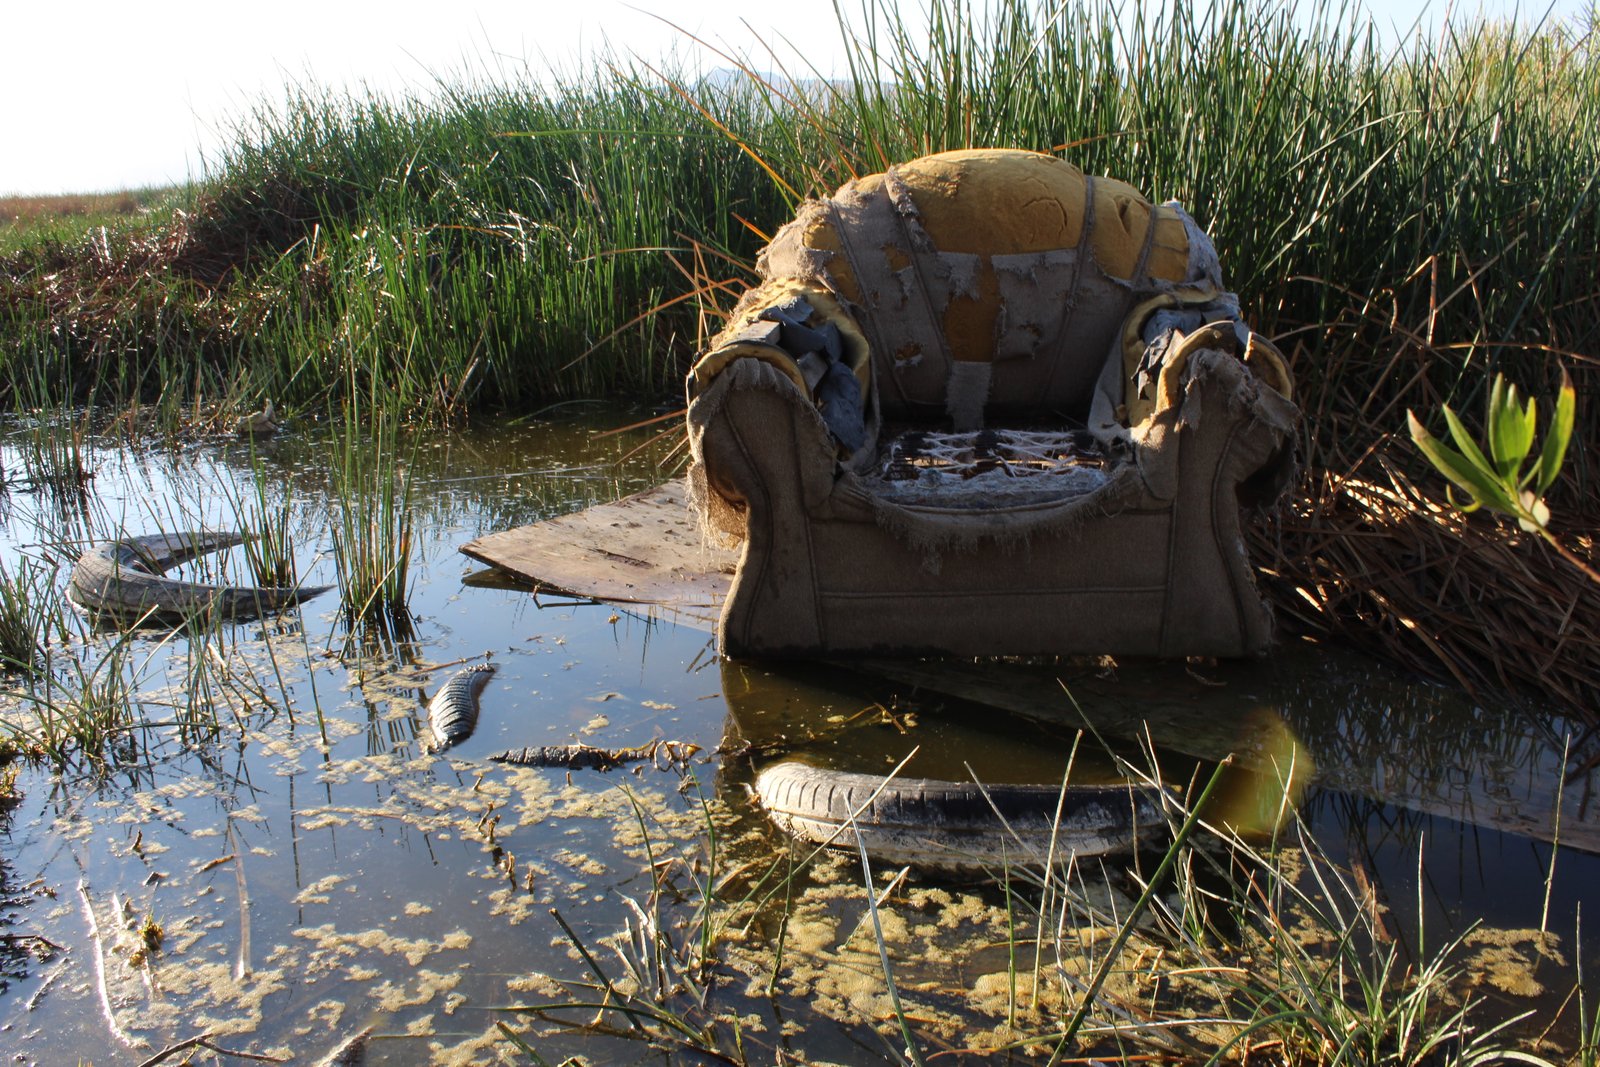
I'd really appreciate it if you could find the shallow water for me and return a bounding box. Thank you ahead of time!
[0,407,1595,1064]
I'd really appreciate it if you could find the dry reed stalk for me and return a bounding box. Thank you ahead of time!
[1253,446,1599,725]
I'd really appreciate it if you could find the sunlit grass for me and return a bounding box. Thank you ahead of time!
[0,1,1591,502]
[5,632,146,769]
[0,187,173,254]
[0,556,55,677]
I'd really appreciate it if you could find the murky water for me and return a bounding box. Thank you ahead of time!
[0,407,1595,1064]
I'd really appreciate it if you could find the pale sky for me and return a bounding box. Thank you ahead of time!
[1,0,1590,196]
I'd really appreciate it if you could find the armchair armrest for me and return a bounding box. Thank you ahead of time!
[1128,324,1297,504]
[688,356,839,529]
[1130,336,1299,655]
[687,357,840,651]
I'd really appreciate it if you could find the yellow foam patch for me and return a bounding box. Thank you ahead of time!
[899,149,1088,254]
[1088,177,1155,278]
[1147,207,1193,282]
[800,215,861,305]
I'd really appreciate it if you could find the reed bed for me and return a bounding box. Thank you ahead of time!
[329,399,418,627]
[1255,451,1600,715]
[0,0,1595,714]
[0,557,53,677]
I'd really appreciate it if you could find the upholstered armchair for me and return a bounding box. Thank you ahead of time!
[687,149,1297,659]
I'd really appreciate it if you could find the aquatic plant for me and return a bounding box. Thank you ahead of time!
[0,556,52,677]
[1409,369,1594,584]
[12,409,94,495]
[330,398,417,626]
[0,0,1596,713]
[223,450,304,592]
[4,633,146,769]
[498,775,759,1064]
[505,747,1581,1064]
[2,0,1590,434]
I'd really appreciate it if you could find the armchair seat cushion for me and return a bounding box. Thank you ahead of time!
[867,428,1110,509]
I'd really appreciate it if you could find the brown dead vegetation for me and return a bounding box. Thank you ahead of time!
[0,191,144,227]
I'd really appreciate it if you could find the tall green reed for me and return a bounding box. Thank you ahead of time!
[0,0,1592,693]
[5,0,1595,477]
[5,630,146,769]
[329,388,418,628]
[0,556,54,677]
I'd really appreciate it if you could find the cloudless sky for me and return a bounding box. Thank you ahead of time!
[2,0,1590,195]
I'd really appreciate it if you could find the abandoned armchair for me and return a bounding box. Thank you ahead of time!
[686,149,1298,659]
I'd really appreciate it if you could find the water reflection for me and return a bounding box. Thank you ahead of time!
[850,649,1596,854]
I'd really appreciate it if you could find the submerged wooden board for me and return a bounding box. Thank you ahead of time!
[460,481,1597,854]
[459,480,737,624]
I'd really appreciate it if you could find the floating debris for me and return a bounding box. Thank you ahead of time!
[489,739,700,772]
[311,1024,374,1066]
[426,663,497,751]
[234,400,279,438]
[69,531,329,623]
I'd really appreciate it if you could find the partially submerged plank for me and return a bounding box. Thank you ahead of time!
[459,480,736,622]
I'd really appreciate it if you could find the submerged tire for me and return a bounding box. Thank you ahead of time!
[426,663,497,752]
[754,761,1168,874]
[68,531,331,624]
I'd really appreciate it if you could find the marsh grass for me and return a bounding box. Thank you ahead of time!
[0,189,171,251]
[0,586,286,767]
[330,397,417,627]
[0,0,1594,707]
[5,1,1596,443]
[505,747,1583,1065]
[220,450,305,592]
[500,772,757,1065]
[11,410,94,495]
[5,632,147,769]
[0,556,54,677]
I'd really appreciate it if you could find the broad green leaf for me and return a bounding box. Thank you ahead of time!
[1408,412,1520,514]
[1516,394,1538,465]
[1442,403,1500,483]
[1514,395,1538,480]
[1488,380,1536,478]
[1535,371,1576,495]
[1444,485,1484,513]
[1487,374,1515,474]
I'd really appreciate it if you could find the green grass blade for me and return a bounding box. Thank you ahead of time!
[1536,370,1576,495]
[1408,411,1518,513]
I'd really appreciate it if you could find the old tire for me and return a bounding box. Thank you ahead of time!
[754,760,1168,875]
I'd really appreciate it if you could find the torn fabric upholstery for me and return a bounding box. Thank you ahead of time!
[686,148,1298,658]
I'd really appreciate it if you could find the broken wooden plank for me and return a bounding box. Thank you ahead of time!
[459,480,736,622]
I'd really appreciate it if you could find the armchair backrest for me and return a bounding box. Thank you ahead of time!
[756,149,1227,429]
